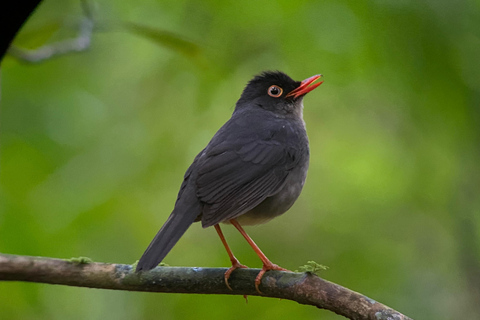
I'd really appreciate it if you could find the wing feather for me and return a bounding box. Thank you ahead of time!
[197,141,296,227]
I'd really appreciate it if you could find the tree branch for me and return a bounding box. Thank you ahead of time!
[7,0,94,63]
[0,253,412,320]
[0,0,42,63]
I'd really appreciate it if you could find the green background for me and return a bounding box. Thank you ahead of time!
[1,0,479,319]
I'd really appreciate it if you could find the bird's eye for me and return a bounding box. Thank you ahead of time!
[267,85,283,98]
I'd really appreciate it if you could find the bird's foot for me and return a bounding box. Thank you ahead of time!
[255,262,289,294]
[224,259,248,290]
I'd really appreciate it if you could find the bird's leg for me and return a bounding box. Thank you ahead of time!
[214,224,248,290]
[230,219,288,294]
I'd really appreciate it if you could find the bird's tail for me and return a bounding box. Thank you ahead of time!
[136,195,201,272]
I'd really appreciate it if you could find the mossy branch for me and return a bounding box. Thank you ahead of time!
[0,253,412,320]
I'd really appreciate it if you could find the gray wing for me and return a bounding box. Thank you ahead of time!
[196,136,300,228]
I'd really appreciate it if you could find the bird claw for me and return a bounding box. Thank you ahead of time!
[255,263,289,294]
[224,261,248,290]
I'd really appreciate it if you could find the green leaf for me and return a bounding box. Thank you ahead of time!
[13,22,62,49]
[297,261,329,275]
[124,22,202,60]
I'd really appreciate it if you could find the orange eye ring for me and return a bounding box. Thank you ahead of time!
[267,85,283,98]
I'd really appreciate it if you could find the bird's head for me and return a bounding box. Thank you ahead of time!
[236,71,323,117]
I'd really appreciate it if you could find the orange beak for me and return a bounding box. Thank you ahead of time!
[286,74,323,99]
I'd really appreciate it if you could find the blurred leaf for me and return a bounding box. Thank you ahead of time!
[124,22,202,60]
[13,22,62,49]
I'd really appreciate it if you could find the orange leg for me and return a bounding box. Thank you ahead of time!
[230,219,288,293]
[214,224,248,290]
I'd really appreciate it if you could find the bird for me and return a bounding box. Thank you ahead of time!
[136,71,323,293]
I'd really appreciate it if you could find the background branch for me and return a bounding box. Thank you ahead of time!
[0,253,412,320]
[7,0,94,63]
[0,0,42,63]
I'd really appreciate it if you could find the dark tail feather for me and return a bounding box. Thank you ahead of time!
[136,199,201,272]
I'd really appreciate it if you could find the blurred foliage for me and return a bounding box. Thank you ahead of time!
[124,22,203,60]
[1,0,480,319]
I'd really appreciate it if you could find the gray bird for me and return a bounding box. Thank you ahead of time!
[136,71,323,293]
